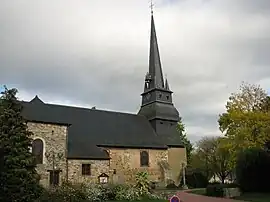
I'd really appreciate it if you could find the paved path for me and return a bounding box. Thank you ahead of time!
[176,191,246,202]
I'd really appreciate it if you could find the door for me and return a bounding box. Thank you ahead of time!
[49,170,60,186]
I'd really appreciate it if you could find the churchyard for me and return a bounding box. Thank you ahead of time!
[1,82,270,202]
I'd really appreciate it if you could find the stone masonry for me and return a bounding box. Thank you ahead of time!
[28,122,68,187]
[68,159,110,184]
[108,148,168,184]
[28,122,186,186]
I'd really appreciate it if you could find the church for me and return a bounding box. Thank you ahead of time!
[20,13,187,187]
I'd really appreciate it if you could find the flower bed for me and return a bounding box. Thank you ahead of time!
[36,182,168,202]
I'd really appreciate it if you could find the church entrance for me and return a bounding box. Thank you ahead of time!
[48,170,61,186]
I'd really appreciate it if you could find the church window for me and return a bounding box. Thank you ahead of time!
[82,164,91,175]
[32,138,44,164]
[140,151,149,167]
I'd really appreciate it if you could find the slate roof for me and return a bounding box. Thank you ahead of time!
[20,96,168,159]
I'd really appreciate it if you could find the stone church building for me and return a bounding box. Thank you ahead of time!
[20,14,187,187]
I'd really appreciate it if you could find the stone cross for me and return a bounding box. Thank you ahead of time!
[149,0,154,14]
[45,150,64,170]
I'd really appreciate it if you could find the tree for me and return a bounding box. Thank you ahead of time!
[195,136,217,180]
[236,148,270,192]
[195,136,231,183]
[211,138,231,183]
[186,152,209,188]
[0,87,42,202]
[177,118,193,164]
[260,96,270,113]
[218,82,270,167]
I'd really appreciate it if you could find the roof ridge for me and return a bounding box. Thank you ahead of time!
[21,100,142,117]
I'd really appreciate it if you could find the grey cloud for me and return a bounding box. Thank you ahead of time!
[1,0,270,143]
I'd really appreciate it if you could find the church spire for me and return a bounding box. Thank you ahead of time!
[147,13,165,90]
[138,9,180,127]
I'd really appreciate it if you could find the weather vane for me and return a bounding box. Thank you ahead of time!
[149,0,154,14]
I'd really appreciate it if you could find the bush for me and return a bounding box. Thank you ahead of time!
[135,171,150,195]
[165,179,178,189]
[37,182,89,202]
[37,182,164,201]
[206,184,225,197]
[183,168,208,188]
[236,147,270,193]
[166,183,178,189]
[149,181,156,190]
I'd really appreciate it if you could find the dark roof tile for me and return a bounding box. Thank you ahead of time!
[20,100,167,159]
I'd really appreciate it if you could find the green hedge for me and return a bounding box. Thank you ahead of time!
[179,168,208,188]
[206,183,238,197]
[206,184,226,197]
[236,148,270,193]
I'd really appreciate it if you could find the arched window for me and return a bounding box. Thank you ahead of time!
[32,138,44,164]
[140,151,149,167]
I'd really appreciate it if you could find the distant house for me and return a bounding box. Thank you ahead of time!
[20,13,186,187]
[209,173,236,184]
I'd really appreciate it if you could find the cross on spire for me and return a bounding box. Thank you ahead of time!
[149,0,154,14]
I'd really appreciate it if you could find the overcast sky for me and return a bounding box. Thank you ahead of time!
[1,0,270,143]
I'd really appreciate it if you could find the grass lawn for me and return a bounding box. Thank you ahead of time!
[188,188,206,195]
[233,193,270,202]
[107,200,168,202]
[153,188,183,196]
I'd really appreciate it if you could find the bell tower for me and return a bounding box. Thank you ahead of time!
[138,12,180,141]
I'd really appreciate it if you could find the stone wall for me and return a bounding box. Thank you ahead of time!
[27,122,68,187]
[68,159,110,184]
[168,147,186,185]
[27,121,186,187]
[108,148,168,184]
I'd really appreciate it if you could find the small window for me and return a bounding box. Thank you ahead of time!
[82,164,91,175]
[159,94,162,98]
[140,151,149,167]
[160,122,163,124]
[32,138,44,164]
[166,95,169,100]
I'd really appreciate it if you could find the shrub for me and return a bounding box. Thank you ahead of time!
[37,182,164,201]
[183,168,208,188]
[208,182,238,188]
[37,182,89,202]
[236,147,270,193]
[206,184,225,197]
[166,183,178,189]
[165,179,178,189]
[135,171,150,195]
[149,181,156,190]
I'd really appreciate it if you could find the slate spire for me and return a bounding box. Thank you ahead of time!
[147,13,165,89]
[138,9,180,145]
